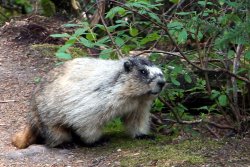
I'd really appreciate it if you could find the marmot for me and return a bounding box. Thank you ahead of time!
[12,56,166,149]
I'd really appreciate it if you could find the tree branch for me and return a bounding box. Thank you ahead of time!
[97,0,123,58]
[91,0,106,26]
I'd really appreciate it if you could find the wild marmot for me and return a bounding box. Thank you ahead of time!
[12,56,166,149]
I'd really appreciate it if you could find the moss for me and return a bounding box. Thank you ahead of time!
[90,121,223,167]
[115,138,206,166]
[67,47,88,58]
[31,44,59,57]
[31,44,88,59]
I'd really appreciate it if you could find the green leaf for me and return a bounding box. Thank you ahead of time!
[148,12,161,23]
[245,51,250,60]
[184,73,192,83]
[211,90,220,99]
[153,98,165,112]
[228,50,235,58]
[140,32,160,45]
[176,11,196,15]
[126,2,149,10]
[198,1,215,7]
[171,77,180,86]
[66,37,77,45]
[79,37,94,48]
[55,52,72,60]
[197,31,203,41]
[107,24,125,32]
[58,43,72,53]
[218,94,228,107]
[63,23,81,27]
[190,29,203,41]
[121,45,132,54]
[167,21,183,30]
[115,20,128,24]
[95,36,110,46]
[115,37,124,47]
[236,68,247,75]
[173,66,183,74]
[177,29,188,44]
[129,27,139,37]
[86,33,97,41]
[73,28,87,37]
[50,33,70,38]
[106,6,126,19]
[169,0,179,4]
[126,1,162,10]
[194,106,209,111]
[99,49,113,59]
[95,24,105,30]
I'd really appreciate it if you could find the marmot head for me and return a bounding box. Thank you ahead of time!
[122,56,166,97]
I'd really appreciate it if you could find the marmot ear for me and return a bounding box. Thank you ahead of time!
[124,60,133,72]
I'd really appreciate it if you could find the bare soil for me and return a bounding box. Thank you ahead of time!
[0,15,249,167]
[0,16,112,167]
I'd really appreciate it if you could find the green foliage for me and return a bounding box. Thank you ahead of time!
[218,94,228,107]
[40,0,56,17]
[50,33,71,38]
[51,0,250,133]
[55,52,72,60]
[0,0,33,24]
[105,6,126,19]
[161,0,250,125]
[15,0,32,13]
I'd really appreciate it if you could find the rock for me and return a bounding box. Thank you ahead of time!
[4,145,49,160]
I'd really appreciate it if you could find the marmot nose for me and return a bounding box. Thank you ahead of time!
[157,80,166,89]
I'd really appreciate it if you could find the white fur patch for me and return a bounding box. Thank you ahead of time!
[146,66,163,77]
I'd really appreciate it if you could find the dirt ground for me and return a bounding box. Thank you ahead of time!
[0,16,249,167]
[0,16,116,167]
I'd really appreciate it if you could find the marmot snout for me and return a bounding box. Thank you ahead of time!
[12,56,165,148]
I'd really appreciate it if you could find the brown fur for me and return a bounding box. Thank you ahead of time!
[11,126,37,149]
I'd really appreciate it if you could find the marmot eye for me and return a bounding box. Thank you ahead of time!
[139,69,148,75]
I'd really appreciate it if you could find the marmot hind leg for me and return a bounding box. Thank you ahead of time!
[43,125,73,147]
[75,126,103,145]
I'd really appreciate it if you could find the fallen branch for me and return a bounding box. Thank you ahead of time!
[205,125,220,138]
[0,100,16,103]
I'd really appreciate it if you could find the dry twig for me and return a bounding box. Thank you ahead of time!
[0,100,16,103]
[205,125,220,138]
